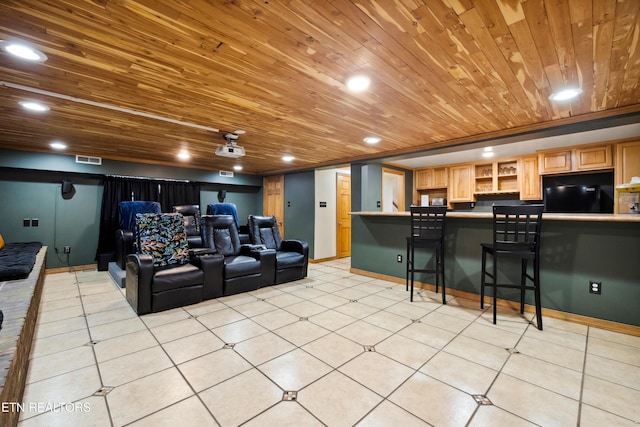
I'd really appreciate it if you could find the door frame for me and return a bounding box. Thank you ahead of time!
[382,167,405,212]
[262,175,285,236]
[336,172,351,258]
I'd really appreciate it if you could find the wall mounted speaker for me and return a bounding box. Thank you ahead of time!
[61,179,74,198]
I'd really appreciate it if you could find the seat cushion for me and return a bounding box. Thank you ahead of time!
[224,255,261,279]
[258,227,279,250]
[212,228,235,256]
[276,251,305,269]
[183,214,200,237]
[152,263,203,293]
[0,242,43,281]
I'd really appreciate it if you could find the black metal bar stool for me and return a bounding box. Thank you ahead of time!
[480,204,544,330]
[406,206,447,303]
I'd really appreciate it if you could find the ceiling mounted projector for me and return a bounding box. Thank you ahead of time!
[215,131,246,158]
[215,144,246,158]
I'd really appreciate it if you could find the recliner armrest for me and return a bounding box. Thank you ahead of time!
[249,248,276,287]
[281,239,309,256]
[281,239,309,278]
[115,229,135,270]
[189,248,218,257]
[240,244,267,258]
[239,245,276,286]
[191,253,225,299]
[125,253,154,314]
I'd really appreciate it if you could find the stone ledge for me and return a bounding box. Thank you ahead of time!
[0,247,46,427]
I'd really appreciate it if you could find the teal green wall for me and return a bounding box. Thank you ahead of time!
[351,215,640,327]
[0,179,102,269]
[351,164,363,211]
[0,149,263,187]
[200,187,262,225]
[362,164,382,211]
[284,172,315,258]
[351,163,413,211]
[0,150,263,269]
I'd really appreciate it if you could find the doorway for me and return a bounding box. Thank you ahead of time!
[263,175,285,236]
[336,172,351,258]
[382,168,405,212]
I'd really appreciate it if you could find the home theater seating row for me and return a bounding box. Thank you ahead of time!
[125,206,309,315]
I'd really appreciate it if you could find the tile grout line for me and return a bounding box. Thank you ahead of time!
[22,264,638,426]
[76,271,116,427]
[576,325,590,427]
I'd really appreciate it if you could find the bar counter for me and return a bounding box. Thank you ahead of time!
[351,211,640,222]
[349,210,640,329]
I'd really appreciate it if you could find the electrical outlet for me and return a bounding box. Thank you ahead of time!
[63,246,71,254]
[589,280,602,294]
[397,254,402,263]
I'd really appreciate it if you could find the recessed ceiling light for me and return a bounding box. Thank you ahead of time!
[282,155,295,162]
[233,165,243,171]
[363,136,381,144]
[50,141,67,150]
[484,147,493,152]
[177,150,191,160]
[482,151,495,158]
[346,74,371,92]
[1,41,47,62]
[19,100,49,112]
[549,88,583,101]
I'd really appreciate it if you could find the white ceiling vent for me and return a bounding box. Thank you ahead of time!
[219,170,234,178]
[76,155,102,165]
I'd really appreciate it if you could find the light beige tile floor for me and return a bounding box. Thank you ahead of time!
[15,257,640,426]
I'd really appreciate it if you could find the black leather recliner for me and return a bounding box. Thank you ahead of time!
[201,215,275,294]
[248,215,309,285]
[207,203,251,244]
[125,213,224,314]
[172,204,203,248]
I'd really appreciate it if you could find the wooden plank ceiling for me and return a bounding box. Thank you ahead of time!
[0,0,639,175]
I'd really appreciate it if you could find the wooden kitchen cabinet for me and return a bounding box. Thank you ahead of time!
[539,143,612,174]
[415,167,448,189]
[538,150,572,174]
[448,164,474,202]
[575,144,612,170]
[615,139,640,213]
[415,169,429,189]
[518,155,542,200]
[431,167,448,188]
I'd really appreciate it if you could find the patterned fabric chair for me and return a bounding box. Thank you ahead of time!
[248,215,309,285]
[125,213,224,314]
[114,201,161,269]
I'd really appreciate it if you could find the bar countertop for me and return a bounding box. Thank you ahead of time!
[350,211,640,222]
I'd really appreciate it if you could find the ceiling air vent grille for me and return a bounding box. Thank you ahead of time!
[219,170,234,178]
[76,155,102,165]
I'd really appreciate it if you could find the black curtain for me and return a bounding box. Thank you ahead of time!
[96,176,201,258]
[158,180,201,212]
